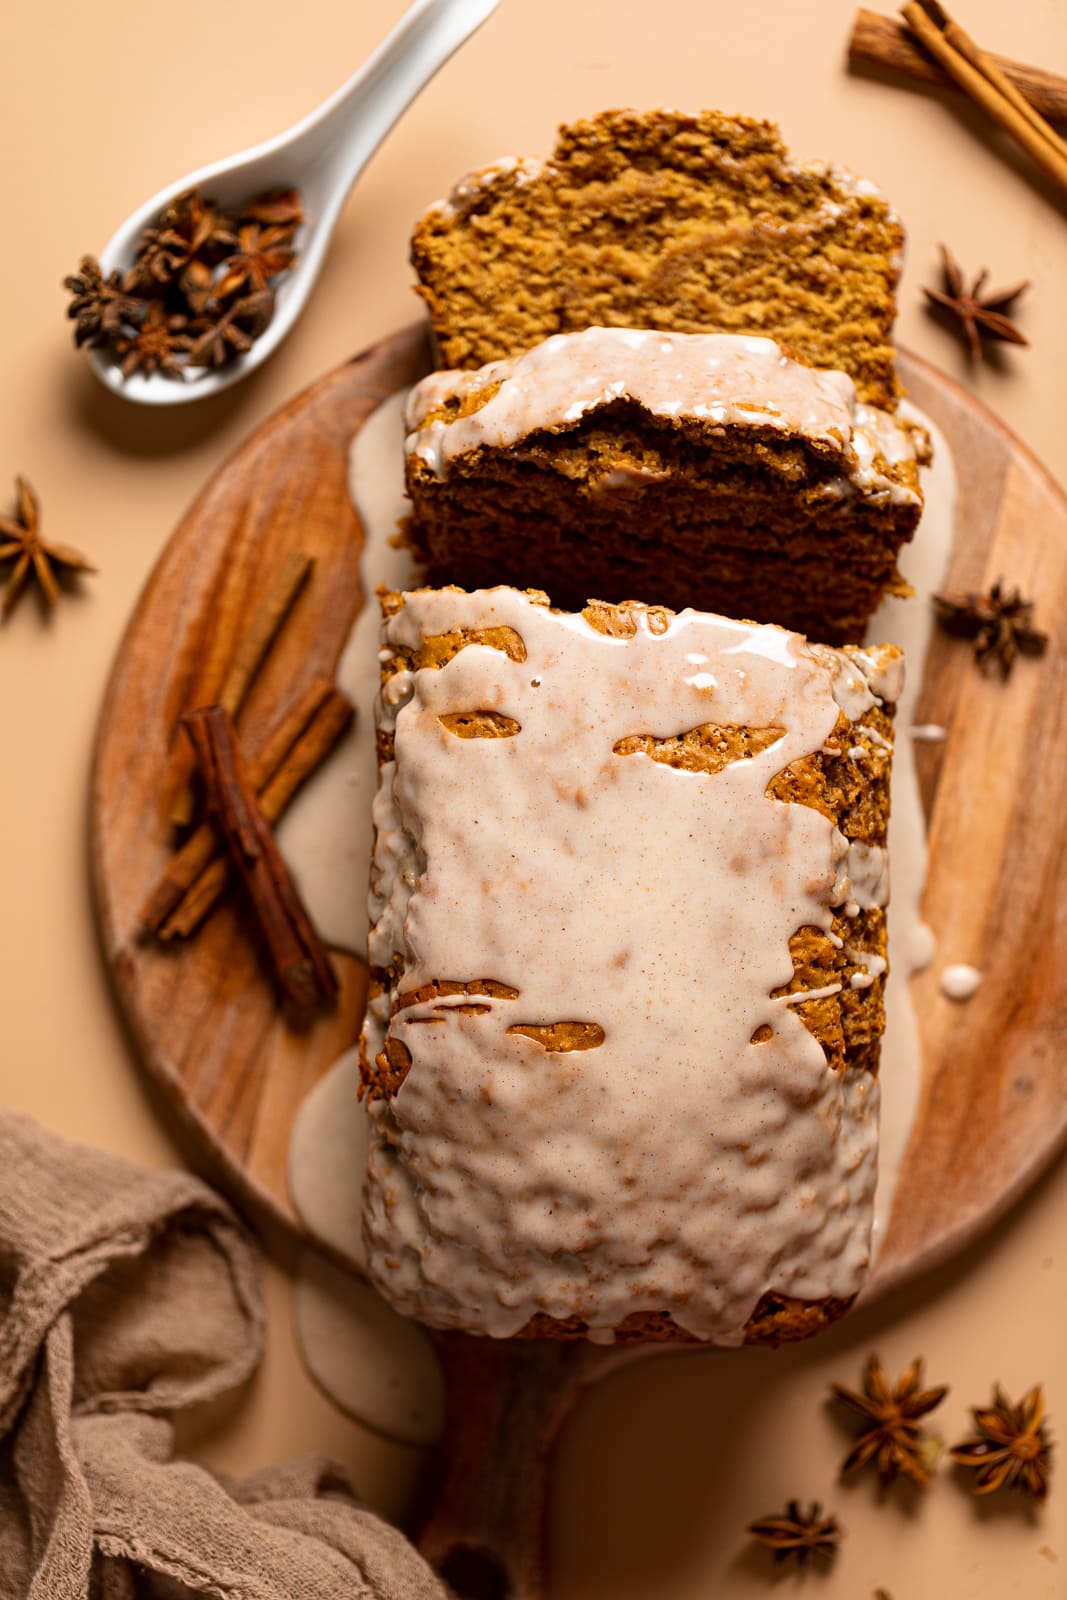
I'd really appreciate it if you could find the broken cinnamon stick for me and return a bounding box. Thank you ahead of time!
[182,706,338,1012]
[170,549,314,827]
[849,10,1067,128]
[140,672,338,931]
[158,687,354,940]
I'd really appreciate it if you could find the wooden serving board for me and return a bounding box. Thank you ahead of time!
[91,330,1067,1598]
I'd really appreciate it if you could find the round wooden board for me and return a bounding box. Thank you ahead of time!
[91,329,1067,1298]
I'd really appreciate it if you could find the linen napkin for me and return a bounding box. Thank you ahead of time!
[0,1110,445,1600]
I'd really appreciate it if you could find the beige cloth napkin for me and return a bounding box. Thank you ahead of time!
[0,1110,446,1600]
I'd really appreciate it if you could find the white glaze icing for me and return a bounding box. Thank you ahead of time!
[857,722,893,750]
[404,328,921,507]
[362,587,898,1344]
[910,722,947,742]
[941,963,982,1001]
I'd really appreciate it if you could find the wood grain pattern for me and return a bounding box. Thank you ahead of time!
[873,357,1067,1294]
[90,324,429,1229]
[91,334,1067,1599]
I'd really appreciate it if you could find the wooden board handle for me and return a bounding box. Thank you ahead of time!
[417,1337,602,1599]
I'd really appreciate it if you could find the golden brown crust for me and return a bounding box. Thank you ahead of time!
[515,1291,854,1346]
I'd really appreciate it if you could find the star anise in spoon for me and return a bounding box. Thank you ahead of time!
[746,1500,841,1568]
[933,579,1048,677]
[125,188,237,292]
[187,290,275,368]
[213,223,297,302]
[238,187,305,229]
[950,1383,1053,1502]
[115,300,195,378]
[923,245,1029,362]
[178,258,217,316]
[64,184,300,380]
[831,1354,948,1487]
[0,477,96,617]
[63,256,138,348]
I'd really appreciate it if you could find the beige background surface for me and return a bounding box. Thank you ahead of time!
[2,0,1065,1594]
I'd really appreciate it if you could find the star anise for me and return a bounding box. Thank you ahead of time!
[115,300,195,377]
[950,1383,1053,1502]
[66,185,300,380]
[178,258,216,316]
[124,231,192,294]
[213,223,297,302]
[923,244,1029,362]
[746,1500,841,1568]
[63,255,137,348]
[186,290,275,368]
[831,1354,948,1487]
[125,188,237,292]
[933,579,1048,677]
[0,477,96,617]
[238,187,304,229]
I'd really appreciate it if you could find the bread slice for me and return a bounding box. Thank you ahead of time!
[412,108,906,410]
[404,327,927,645]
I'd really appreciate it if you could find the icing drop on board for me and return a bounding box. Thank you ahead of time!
[294,1246,445,1448]
[274,390,416,954]
[289,1048,444,1446]
[288,1047,368,1267]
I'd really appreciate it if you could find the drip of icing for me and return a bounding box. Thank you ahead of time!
[404,328,921,506]
[430,154,544,218]
[857,722,893,750]
[910,723,947,742]
[941,963,982,1001]
[866,404,957,1249]
[274,392,416,953]
[363,588,894,1344]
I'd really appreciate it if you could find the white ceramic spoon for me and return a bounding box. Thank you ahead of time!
[90,0,501,406]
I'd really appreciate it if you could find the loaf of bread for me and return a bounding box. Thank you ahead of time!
[411,109,905,410]
[360,586,900,1345]
[404,326,927,644]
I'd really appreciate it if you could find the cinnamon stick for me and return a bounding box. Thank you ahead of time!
[182,706,338,1012]
[170,550,314,826]
[900,2,1067,198]
[915,2,1067,165]
[158,687,354,940]
[140,672,336,931]
[849,10,1067,129]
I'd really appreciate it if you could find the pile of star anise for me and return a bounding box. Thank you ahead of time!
[63,186,303,378]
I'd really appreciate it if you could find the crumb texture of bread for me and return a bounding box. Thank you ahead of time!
[360,587,899,1346]
[404,327,925,642]
[412,109,905,410]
